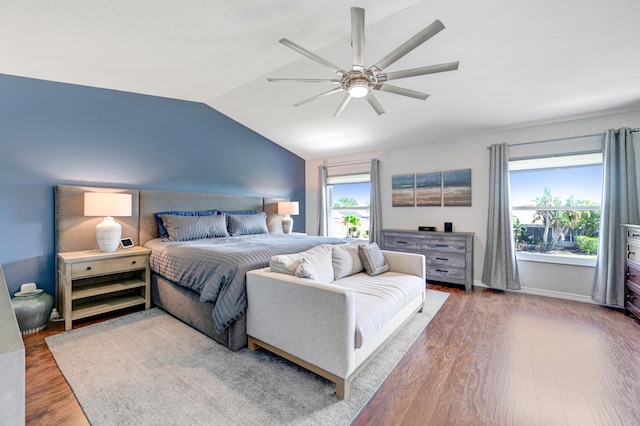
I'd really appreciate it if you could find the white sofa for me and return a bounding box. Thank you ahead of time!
[246,243,426,398]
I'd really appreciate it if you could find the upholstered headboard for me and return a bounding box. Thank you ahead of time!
[55,185,285,253]
[138,190,283,245]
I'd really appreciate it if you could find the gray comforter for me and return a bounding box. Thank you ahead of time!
[145,234,346,332]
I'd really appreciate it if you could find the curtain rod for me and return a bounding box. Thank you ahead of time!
[486,128,640,150]
[324,159,373,168]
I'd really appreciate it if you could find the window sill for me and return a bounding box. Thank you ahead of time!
[516,251,596,267]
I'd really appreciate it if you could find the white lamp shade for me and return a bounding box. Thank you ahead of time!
[277,201,299,216]
[84,192,132,217]
[84,192,132,252]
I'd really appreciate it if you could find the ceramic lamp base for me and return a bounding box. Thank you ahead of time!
[282,215,293,234]
[96,216,122,252]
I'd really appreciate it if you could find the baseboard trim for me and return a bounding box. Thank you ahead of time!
[473,280,596,305]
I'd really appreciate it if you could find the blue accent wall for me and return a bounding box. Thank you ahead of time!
[0,73,305,296]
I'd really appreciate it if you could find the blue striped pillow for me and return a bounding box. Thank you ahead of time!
[227,212,268,236]
[159,213,229,242]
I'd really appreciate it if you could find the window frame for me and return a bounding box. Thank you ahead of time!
[509,151,602,266]
[327,173,371,240]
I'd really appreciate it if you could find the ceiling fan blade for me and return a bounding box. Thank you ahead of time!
[333,93,352,117]
[279,38,345,75]
[365,93,386,115]
[268,78,341,84]
[377,61,459,82]
[294,87,344,107]
[351,7,365,71]
[370,19,445,73]
[375,84,430,100]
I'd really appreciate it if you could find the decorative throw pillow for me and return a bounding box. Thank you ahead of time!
[269,244,335,283]
[358,242,389,276]
[227,212,269,236]
[159,213,229,242]
[294,258,320,281]
[155,210,220,239]
[332,242,364,280]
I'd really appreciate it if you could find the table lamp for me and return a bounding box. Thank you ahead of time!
[277,201,299,234]
[84,192,132,252]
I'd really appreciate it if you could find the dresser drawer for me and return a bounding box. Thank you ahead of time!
[383,236,423,251]
[71,255,148,278]
[627,261,640,287]
[427,265,466,281]
[627,242,640,263]
[426,252,466,268]
[422,239,467,254]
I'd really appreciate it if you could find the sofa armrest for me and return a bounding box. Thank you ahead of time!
[246,268,356,378]
[382,250,426,280]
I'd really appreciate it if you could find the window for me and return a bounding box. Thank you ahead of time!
[510,152,602,261]
[327,173,370,239]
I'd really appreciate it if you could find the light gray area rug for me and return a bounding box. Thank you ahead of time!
[46,289,448,426]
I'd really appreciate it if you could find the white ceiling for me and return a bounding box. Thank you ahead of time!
[1,0,639,159]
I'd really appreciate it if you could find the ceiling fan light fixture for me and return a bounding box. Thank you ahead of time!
[347,79,370,98]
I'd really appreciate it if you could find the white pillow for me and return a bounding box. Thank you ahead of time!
[332,242,364,280]
[294,258,320,281]
[269,244,334,282]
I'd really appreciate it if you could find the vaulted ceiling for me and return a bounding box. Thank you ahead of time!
[1,0,639,159]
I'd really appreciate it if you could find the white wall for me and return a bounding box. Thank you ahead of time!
[305,109,640,302]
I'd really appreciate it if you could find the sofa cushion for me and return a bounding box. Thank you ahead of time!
[337,272,425,348]
[332,242,364,280]
[358,242,389,276]
[294,258,320,281]
[269,244,334,283]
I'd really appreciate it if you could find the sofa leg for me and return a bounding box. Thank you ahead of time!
[247,336,259,351]
[335,378,349,399]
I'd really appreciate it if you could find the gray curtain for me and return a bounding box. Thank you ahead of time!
[593,128,639,306]
[369,159,382,243]
[482,143,521,289]
[317,162,329,236]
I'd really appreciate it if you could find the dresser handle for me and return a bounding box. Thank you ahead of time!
[435,244,448,247]
[396,241,408,244]
[627,272,636,278]
[435,269,449,273]
[86,266,92,271]
[631,232,640,237]
[628,251,636,258]
[436,257,449,261]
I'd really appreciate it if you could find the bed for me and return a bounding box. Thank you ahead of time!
[137,189,346,350]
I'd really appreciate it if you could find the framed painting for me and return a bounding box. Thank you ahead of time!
[392,174,415,207]
[443,169,472,206]
[416,171,442,206]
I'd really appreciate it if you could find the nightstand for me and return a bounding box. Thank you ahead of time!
[57,247,151,330]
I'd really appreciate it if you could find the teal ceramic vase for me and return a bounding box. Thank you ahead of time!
[11,292,54,335]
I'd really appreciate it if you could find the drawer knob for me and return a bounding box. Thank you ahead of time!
[631,233,640,237]
[628,251,636,258]
[86,266,92,271]
[627,272,636,278]
[131,260,137,265]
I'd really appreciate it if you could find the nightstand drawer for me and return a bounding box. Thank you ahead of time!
[71,255,148,278]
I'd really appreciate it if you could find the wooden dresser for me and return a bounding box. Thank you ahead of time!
[380,229,474,290]
[624,224,640,320]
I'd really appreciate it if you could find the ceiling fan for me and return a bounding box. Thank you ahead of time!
[268,7,459,117]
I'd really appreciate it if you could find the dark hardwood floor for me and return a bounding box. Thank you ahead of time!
[24,285,640,425]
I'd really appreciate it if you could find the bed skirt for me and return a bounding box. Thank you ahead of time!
[151,274,247,351]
